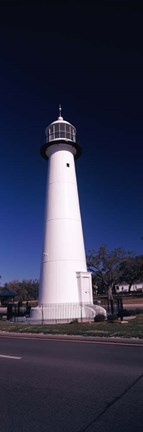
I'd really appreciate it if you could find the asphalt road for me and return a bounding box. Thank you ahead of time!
[0,336,143,432]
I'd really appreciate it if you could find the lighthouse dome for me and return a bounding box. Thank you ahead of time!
[45,106,76,144]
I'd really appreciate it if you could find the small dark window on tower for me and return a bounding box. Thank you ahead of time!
[66,163,70,167]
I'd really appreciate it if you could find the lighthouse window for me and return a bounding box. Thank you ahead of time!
[62,131,66,138]
[55,124,59,138]
[59,123,66,138]
[49,126,55,141]
[60,123,65,131]
[66,163,70,167]
[66,125,71,140]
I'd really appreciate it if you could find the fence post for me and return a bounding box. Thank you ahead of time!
[42,304,44,325]
[80,303,82,322]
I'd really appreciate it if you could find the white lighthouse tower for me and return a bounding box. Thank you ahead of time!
[31,107,106,321]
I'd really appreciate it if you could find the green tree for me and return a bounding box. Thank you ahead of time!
[87,245,130,312]
[119,255,143,292]
[4,279,39,301]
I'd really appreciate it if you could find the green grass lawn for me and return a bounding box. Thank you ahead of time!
[0,314,143,339]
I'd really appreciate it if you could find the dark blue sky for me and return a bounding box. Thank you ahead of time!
[0,0,143,283]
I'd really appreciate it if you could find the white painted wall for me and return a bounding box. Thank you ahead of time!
[39,144,88,305]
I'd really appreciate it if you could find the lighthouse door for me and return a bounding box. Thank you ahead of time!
[76,272,93,304]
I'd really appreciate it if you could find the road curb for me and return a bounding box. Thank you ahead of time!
[0,331,143,345]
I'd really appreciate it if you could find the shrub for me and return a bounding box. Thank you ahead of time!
[107,313,118,322]
[122,308,143,316]
[69,319,79,324]
[94,314,105,322]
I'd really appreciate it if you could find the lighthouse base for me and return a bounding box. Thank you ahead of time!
[30,302,107,323]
